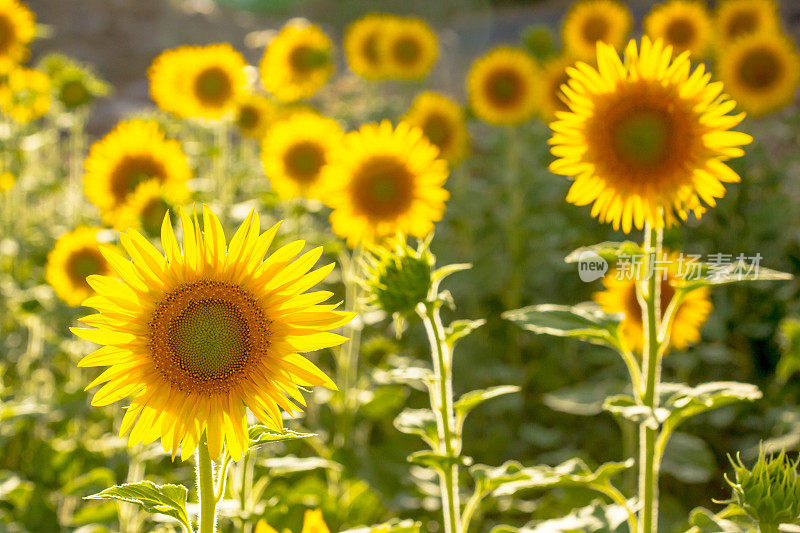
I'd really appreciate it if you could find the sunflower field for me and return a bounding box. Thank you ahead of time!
[4,0,800,531]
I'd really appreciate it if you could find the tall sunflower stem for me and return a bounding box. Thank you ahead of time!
[638,223,663,533]
[334,247,363,448]
[197,436,219,533]
[420,300,462,533]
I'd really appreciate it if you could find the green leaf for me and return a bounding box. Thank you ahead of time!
[564,241,643,264]
[470,460,529,494]
[659,382,761,438]
[688,505,750,532]
[359,385,407,421]
[84,481,190,530]
[248,425,316,451]
[544,379,630,416]
[776,316,800,384]
[678,262,791,291]
[445,319,486,348]
[661,432,716,484]
[603,395,665,429]
[454,385,520,420]
[407,450,472,471]
[491,457,633,497]
[373,366,435,392]
[491,499,631,532]
[393,408,439,447]
[258,455,342,475]
[502,303,623,347]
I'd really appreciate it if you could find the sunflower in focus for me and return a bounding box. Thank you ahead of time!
[321,120,449,247]
[714,0,779,47]
[467,46,539,126]
[644,0,712,57]
[402,91,468,165]
[344,13,393,80]
[0,0,34,72]
[46,226,113,307]
[593,254,713,352]
[235,93,275,139]
[538,54,574,122]
[0,67,50,123]
[549,37,752,232]
[149,44,248,119]
[72,206,352,461]
[260,22,334,103]
[84,120,192,225]
[380,16,438,80]
[260,111,343,201]
[114,180,177,237]
[716,33,800,118]
[562,0,632,60]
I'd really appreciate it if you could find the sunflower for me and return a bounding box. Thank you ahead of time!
[561,0,632,60]
[39,53,111,111]
[538,54,574,122]
[344,13,393,80]
[260,111,343,201]
[716,33,800,118]
[114,180,178,237]
[321,120,449,247]
[467,46,540,126]
[714,0,779,46]
[149,44,248,119]
[644,0,712,58]
[260,22,334,103]
[84,120,192,225]
[0,0,34,73]
[380,16,438,80]
[0,67,50,123]
[72,206,352,461]
[46,226,113,307]
[593,254,713,352]
[402,91,469,165]
[0,171,14,191]
[255,509,330,533]
[549,37,752,233]
[235,93,276,139]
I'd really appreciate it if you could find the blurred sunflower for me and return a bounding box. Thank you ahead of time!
[39,53,111,111]
[0,171,14,191]
[149,44,248,119]
[467,46,539,126]
[380,16,438,80]
[562,0,631,60]
[321,120,449,247]
[255,509,330,533]
[549,37,752,232]
[714,0,779,46]
[84,120,192,225]
[0,0,34,72]
[344,13,393,80]
[46,226,113,307]
[72,206,352,461]
[0,67,50,123]
[260,111,343,201]
[593,254,713,352]
[235,93,275,139]
[402,91,468,165]
[260,22,334,103]
[716,33,800,118]
[114,180,176,237]
[644,0,712,57]
[538,54,573,122]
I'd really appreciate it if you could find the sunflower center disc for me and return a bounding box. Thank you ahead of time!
[486,69,523,108]
[352,156,414,220]
[423,114,451,147]
[111,156,167,204]
[141,197,170,236]
[666,18,695,47]
[290,46,328,74]
[237,105,259,130]
[363,33,380,65]
[66,248,105,287]
[60,80,90,109]
[394,37,421,66]
[726,10,757,40]
[738,47,781,91]
[612,111,671,167]
[0,15,14,54]
[581,15,609,43]
[284,141,325,181]
[195,67,232,105]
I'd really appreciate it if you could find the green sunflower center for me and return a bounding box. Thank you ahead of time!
[140,196,171,237]
[66,247,106,288]
[60,79,91,109]
[485,68,524,108]
[665,17,695,47]
[362,33,380,65]
[111,156,167,204]
[393,36,421,66]
[581,14,609,43]
[612,111,671,167]
[0,15,15,55]
[283,141,325,182]
[194,66,233,106]
[422,113,452,148]
[351,155,415,220]
[289,45,329,74]
[726,9,758,40]
[237,105,260,131]
[737,46,781,91]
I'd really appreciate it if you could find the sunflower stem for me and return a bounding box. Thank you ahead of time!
[420,300,462,533]
[638,223,663,533]
[197,436,218,533]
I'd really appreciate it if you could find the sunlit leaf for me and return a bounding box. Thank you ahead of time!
[445,318,486,348]
[491,499,631,532]
[564,241,642,264]
[248,425,316,451]
[470,460,529,494]
[492,457,633,497]
[502,303,623,347]
[661,432,716,484]
[407,450,472,471]
[394,408,438,447]
[84,481,190,530]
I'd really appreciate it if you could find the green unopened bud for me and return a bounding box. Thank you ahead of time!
[363,237,434,319]
[522,25,555,61]
[725,447,800,528]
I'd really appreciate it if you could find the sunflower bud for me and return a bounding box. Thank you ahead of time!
[364,237,434,319]
[726,448,800,527]
[522,25,555,61]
